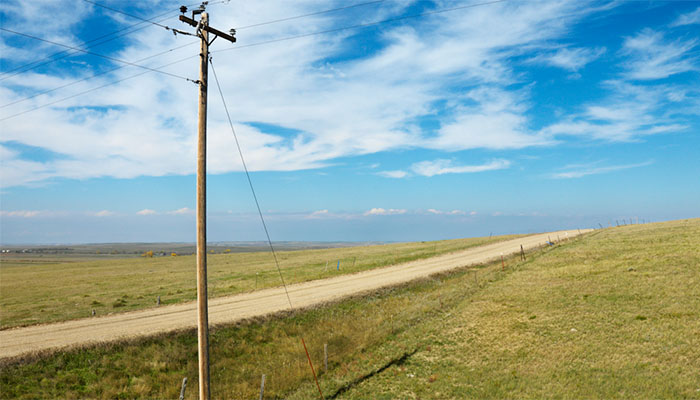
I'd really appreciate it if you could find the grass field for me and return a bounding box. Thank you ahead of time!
[0,234,520,328]
[1,219,697,399]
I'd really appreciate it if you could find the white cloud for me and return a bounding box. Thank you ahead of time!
[168,207,193,215]
[0,210,41,217]
[426,209,466,215]
[621,28,697,80]
[136,209,157,215]
[541,80,689,141]
[469,211,478,216]
[364,208,406,216]
[551,160,653,179]
[90,210,115,217]
[0,0,617,187]
[377,170,409,179]
[410,159,511,177]
[304,209,331,219]
[529,46,605,71]
[670,7,700,27]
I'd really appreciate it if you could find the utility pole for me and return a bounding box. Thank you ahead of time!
[178,4,236,400]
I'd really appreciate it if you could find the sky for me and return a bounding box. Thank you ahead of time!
[1,0,699,244]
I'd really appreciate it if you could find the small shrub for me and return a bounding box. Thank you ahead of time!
[112,299,127,308]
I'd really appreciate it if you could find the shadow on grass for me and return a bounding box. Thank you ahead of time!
[328,349,417,399]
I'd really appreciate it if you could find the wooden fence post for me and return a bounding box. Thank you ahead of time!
[324,343,328,373]
[520,245,525,261]
[179,377,187,400]
[259,374,266,400]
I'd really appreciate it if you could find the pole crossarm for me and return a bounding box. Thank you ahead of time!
[179,14,236,43]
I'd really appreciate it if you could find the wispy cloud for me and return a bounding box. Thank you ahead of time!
[136,209,157,215]
[550,160,653,179]
[410,159,511,177]
[0,1,613,187]
[621,28,697,80]
[426,209,468,215]
[377,170,409,179]
[364,208,406,216]
[529,46,605,71]
[541,80,689,141]
[168,207,193,215]
[670,6,700,27]
[90,210,115,217]
[0,210,41,218]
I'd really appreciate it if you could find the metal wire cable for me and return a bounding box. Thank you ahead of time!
[1,0,509,121]
[209,57,295,311]
[211,54,325,400]
[0,28,195,83]
[215,0,508,54]
[234,0,387,30]
[1,41,198,109]
[0,12,178,80]
[0,55,198,122]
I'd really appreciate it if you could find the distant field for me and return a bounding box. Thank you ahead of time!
[0,234,521,328]
[1,219,696,399]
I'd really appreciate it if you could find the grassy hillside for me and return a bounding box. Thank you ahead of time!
[0,234,519,328]
[331,218,700,399]
[1,219,697,399]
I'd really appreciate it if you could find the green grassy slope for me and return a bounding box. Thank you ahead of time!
[0,234,519,328]
[334,218,700,399]
[1,219,697,399]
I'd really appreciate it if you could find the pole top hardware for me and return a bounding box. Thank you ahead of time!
[178,10,236,43]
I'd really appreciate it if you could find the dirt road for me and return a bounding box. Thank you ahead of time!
[0,230,589,359]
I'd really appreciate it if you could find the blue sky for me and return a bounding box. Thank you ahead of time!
[1,0,699,244]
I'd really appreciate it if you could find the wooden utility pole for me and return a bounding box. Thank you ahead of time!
[178,5,236,400]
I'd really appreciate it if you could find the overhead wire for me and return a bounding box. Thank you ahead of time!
[1,0,509,121]
[215,0,508,54]
[209,55,324,400]
[234,0,387,30]
[0,41,198,109]
[0,54,198,122]
[0,12,178,80]
[0,28,195,83]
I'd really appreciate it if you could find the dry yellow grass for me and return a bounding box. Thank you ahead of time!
[0,234,519,328]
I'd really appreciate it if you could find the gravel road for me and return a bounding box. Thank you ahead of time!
[0,230,589,360]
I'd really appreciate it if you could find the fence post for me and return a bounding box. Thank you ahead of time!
[324,344,328,373]
[179,377,187,400]
[157,295,161,306]
[259,374,266,400]
[520,245,525,261]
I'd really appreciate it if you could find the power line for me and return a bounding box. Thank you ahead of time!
[0,12,178,80]
[82,0,171,30]
[0,28,195,83]
[0,55,197,122]
[214,0,508,54]
[1,1,389,109]
[1,0,508,121]
[1,41,198,110]
[235,0,388,30]
[209,57,295,311]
